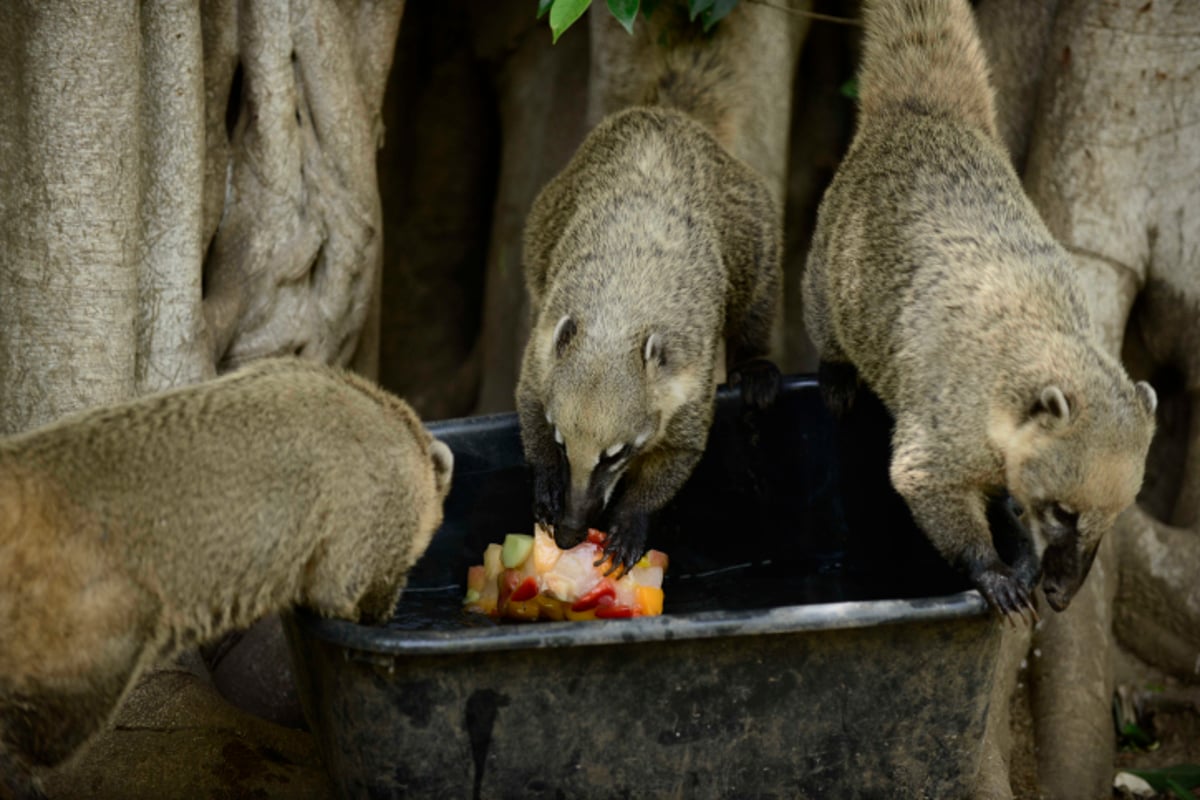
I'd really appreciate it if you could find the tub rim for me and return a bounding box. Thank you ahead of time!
[292,590,991,657]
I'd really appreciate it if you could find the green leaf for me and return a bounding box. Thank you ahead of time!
[550,0,591,42]
[642,0,662,16]
[607,0,640,34]
[1166,779,1194,800]
[537,0,554,20]
[1128,765,1200,792]
[701,0,738,32]
[840,76,860,100]
[688,0,715,22]
[1118,721,1156,750]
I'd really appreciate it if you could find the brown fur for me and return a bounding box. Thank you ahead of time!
[802,0,1156,620]
[517,106,781,568]
[0,358,452,798]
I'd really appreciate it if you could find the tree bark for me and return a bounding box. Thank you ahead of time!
[471,5,591,414]
[0,0,407,733]
[974,0,1060,173]
[1018,1,1200,796]
[202,0,403,374]
[140,1,213,395]
[0,2,142,433]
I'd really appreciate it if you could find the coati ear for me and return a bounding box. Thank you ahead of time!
[1135,381,1157,416]
[1032,385,1071,428]
[643,333,666,368]
[552,315,576,358]
[429,439,454,498]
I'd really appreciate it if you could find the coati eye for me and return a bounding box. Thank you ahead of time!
[600,443,629,466]
[1051,503,1078,529]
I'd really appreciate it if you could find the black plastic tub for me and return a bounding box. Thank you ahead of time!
[285,376,1002,799]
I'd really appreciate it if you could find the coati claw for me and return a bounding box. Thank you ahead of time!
[595,513,649,575]
[975,567,1037,625]
[728,358,782,410]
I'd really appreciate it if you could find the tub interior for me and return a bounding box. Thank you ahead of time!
[384,376,1001,633]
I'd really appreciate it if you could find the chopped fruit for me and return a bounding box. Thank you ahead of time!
[635,586,664,616]
[571,579,616,612]
[510,576,539,603]
[501,533,534,569]
[483,543,503,575]
[642,550,669,570]
[532,526,562,573]
[466,565,487,594]
[595,605,635,619]
[504,599,541,621]
[463,523,667,622]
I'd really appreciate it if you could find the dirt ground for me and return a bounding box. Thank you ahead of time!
[1007,646,1200,800]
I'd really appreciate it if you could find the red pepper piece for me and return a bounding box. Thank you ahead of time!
[595,605,635,619]
[510,576,539,603]
[571,579,616,612]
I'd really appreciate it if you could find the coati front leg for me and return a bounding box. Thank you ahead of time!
[516,391,566,527]
[818,359,861,419]
[890,434,1037,623]
[598,403,709,572]
[987,493,1041,596]
[725,265,782,410]
[727,357,782,410]
[600,443,704,573]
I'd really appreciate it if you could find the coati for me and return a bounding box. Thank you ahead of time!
[517,106,782,570]
[0,358,453,799]
[802,0,1157,620]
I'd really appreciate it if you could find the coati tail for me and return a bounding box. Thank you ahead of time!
[858,0,998,140]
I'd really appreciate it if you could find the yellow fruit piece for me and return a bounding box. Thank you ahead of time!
[467,597,497,616]
[505,599,541,621]
[536,594,567,621]
[564,606,597,622]
[635,586,664,616]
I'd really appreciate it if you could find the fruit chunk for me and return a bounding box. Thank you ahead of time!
[532,526,562,573]
[501,533,534,569]
[635,586,664,616]
[464,524,667,622]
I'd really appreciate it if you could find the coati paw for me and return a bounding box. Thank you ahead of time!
[974,566,1039,626]
[596,513,649,575]
[532,463,565,526]
[728,358,782,410]
[818,360,860,419]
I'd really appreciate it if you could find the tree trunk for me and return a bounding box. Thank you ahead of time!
[1017,1,1200,796]
[140,1,213,395]
[471,5,592,414]
[974,0,1060,173]
[0,0,407,736]
[0,1,142,433]
[202,0,403,375]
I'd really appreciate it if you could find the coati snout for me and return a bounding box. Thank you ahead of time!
[1004,381,1156,612]
[542,315,668,552]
